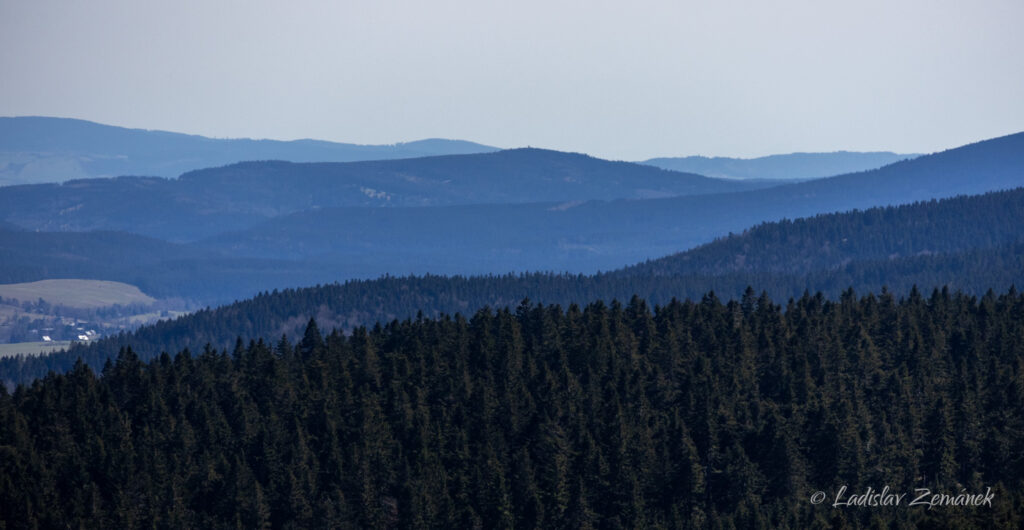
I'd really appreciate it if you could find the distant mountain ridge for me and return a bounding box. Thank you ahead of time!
[190,131,1024,276]
[0,130,1020,307]
[643,151,919,180]
[0,116,500,186]
[0,148,776,241]
[3,116,926,186]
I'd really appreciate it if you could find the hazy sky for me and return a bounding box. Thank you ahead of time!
[1,0,1021,160]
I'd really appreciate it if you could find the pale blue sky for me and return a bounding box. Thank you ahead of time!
[1,0,1021,160]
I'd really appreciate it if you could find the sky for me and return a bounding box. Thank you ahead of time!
[1,0,1022,161]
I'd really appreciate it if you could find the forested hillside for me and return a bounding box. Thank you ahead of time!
[621,188,1024,277]
[2,289,1021,528]
[1,132,1021,298]
[178,132,1024,271]
[5,1,1019,527]
[3,188,1020,386]
[0,149,765,241]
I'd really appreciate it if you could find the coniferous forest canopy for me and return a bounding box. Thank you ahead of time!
[2,187,1020,387]
[2,289,1022,528]
[0,119,1022,529]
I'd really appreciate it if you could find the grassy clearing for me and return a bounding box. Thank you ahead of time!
[123,310,189,325]
[0,279,156,309]
[0,341,73,358]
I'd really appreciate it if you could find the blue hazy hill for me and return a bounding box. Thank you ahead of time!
[643,151,919,180]
[193,131,1024,274]
[0,116,500,185]
[0,130,1020,305]
[0,148,775,241]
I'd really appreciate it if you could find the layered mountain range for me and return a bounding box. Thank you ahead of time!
[3,119,1024,530]
[1,128,1021,304]
[3,185,1021,386]
[0,116,499,186]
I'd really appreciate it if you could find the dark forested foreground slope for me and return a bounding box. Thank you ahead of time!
[4,243,1021,387]
[0,116,499,186]
[2,188,1021,385]
[2,291,1022,528]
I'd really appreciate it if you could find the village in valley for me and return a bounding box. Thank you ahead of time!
[0,279,185,357]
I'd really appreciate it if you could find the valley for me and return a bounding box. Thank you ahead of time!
[1,119,1022,529]
[0,278,186,350]
[4,3,1021,526]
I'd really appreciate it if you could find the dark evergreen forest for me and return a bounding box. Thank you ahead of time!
[2,288,1022,528]
[3,187,1021,387]
[620,188,1024,278]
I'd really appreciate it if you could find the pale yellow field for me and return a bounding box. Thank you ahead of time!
[0,341,73,358]
[0,279,156,309]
